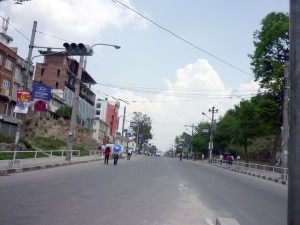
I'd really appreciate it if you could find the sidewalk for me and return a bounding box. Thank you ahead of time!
[0,155,101,176]
[199,159,288,185]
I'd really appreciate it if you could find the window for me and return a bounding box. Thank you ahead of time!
[0,54,3,66]
[41,68,44,76]
[2,78,10,91]
[3,103,8,115]
[57,69,60,77]
[55,82,59,89]
[14,67,22,82]
[5,59,13,71]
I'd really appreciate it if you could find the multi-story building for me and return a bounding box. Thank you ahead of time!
[0,31,33,136]
[34,51,96,128]
[92,98,120,145]
[106,100,120,142]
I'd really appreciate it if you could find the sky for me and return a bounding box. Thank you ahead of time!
[1,0,289,151]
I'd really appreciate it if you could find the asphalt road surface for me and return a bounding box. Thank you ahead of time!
[0,156,287,225]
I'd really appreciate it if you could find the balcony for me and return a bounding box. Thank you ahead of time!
[0,88,10,101]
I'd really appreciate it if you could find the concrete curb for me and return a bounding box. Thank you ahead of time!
[211,163,288,185]
[0,158,100,176]
[216,217,240,225]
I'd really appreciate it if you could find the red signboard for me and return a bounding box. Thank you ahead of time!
[34,100,46,112]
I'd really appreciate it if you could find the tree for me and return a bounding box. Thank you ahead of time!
[55,105,72,120]
[249,12,289,164]
[249,12,289,92]
[214,109,238,154]
[131,112,153,151]
[192,122,211,155]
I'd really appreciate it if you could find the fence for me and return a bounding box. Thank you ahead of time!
[0,150,98,169]
[211,158,288,182]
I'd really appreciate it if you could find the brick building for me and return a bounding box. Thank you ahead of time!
[0,31,33,136]
[34,51,96,128]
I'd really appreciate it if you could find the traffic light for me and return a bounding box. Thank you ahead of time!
[63,43,93,56]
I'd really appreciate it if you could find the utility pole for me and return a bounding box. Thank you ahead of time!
[281,53,289,169]
[66,54,84,160]
[288,0,300,223]
[25,21,37,91]
[121,106,126,145]
[13,21,36,166]
[184,124,195,155]
[209,106,218,162]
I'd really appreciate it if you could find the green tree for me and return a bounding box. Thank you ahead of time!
[248,12,289,164]
[131,112,153,151]
[192,122,211,155]
[214,109,238,154]
[249,12,289,92]
[55,105,72,120]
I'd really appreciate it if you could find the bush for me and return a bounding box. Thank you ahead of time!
[32,137,66,150]
[0,134,14,143]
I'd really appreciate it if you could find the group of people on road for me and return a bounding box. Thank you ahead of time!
[98,144,134,165]
[103,146,119,165]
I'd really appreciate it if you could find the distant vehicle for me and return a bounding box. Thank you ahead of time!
[156,150,162,157]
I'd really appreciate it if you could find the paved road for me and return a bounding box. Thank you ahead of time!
[0,156,287,225]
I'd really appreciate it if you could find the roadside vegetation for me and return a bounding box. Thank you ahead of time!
[172,12,289,166]
[0,134,90,160]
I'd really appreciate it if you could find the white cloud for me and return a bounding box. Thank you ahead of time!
[112,59,247,151]
[1,0,144,53]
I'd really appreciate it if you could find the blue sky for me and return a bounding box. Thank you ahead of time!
[1,0,289,151]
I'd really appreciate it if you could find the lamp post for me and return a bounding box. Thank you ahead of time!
[64,42,120,160]
[202,106,218,162]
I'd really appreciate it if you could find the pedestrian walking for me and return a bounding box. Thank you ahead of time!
[104,147,111,164]
[113,153,119,165]
[179,152,183,161]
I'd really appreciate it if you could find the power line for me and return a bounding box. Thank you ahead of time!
[112,0,253,78]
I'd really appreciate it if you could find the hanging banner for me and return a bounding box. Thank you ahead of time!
[14,91,31,114]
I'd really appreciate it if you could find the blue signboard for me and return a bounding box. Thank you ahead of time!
[32,83,51,101]
[125,132,131,137]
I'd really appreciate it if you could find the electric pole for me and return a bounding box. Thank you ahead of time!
[288,0,300,223]
[209,106,218,162]
[281,53,289,169]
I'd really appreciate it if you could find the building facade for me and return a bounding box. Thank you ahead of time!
[34,51,96,128]
[0,31,33,137]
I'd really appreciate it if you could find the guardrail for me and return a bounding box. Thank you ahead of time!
[0,150,86,168]
[211,158,288,182]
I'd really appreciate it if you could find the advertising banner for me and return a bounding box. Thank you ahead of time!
[14,91,31,114]
[32,83,51,101]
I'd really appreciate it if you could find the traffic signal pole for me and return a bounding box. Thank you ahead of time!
[66,54,84,160]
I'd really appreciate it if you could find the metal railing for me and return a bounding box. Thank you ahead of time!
[0,150,82,168]
[211,158,288,182]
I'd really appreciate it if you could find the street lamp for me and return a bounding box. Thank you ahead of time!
[64,42,120,160]
[202,107,218,162]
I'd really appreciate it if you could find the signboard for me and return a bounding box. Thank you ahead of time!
[125,132,131,137]
[34,100,47,112]
[130,121,139,128]
[202,128,210,134]
[32,83,51,101]
[14,91,30,114]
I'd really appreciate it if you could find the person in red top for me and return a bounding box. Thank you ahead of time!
[104,147,111,164]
